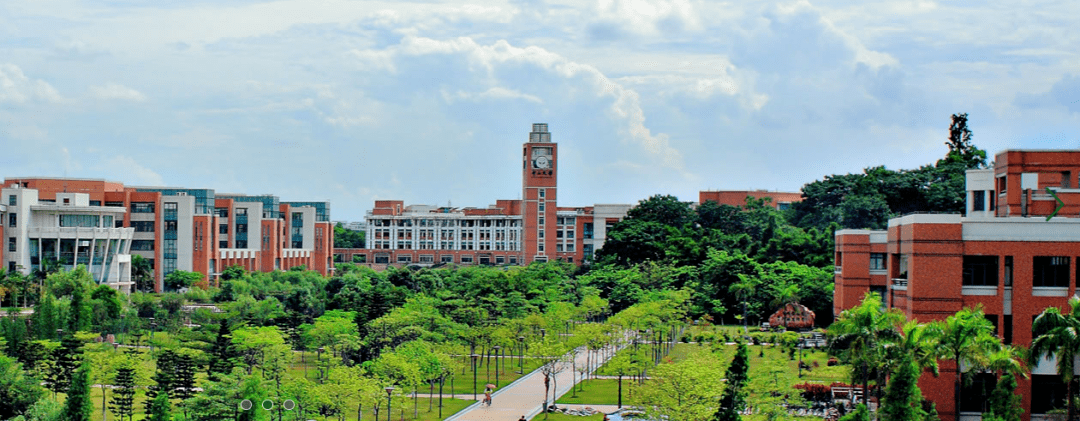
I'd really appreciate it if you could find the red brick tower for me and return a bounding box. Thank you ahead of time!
[522,123,557,263]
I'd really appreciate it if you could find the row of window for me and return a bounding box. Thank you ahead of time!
[366,253,521,265]
[857,252,1073,288]
[372,219,522,228]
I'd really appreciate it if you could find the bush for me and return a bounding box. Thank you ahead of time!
[793,382,831,402]
[827,357,839,366]
[680,334,691,343]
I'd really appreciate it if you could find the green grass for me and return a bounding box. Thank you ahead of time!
[556,379,622,405]
[537,413,605,421]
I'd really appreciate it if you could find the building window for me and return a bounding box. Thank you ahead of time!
[539,217,544,225]
[7,195,15,206]
[235,240,247,248]
[131,240,155,251]
[566,230,574,239]
[441,255,453,263]
[556,244,563,252]
[1034,256,1070,287]
[60,215,97,228]
[8,213,15,227]
[539,230,544,238]
[538,244,544,252]
[962,256,998,286]
[539,189,545,198]
[397,255,412,263]
[132,221,155,232]
[556,230,563,238]
[538,203,544,212]
[566,244,574,252]
[509,256,518,265]
[959,372,996,413]
[1064,172,1072,189]
[496,256,505,264]
[461,255,473,264]
[988,191,995,211]
[164,221,178,232]
[352,254,366,263]
[835,252,843,267]
[219,224,228,234]
[1032,375,1068,415]
[219,240,228,248]
[131,202,155,213]
[972,191,985,211]
[870,253,885,271]
[419,254,434,263]
[583,223,594,239]
[8,237,15,252]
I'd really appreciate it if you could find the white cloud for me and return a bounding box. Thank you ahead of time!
[101,155,165,186]
[0,63,65,104]
[588,0,703,39]
[89,83,147,101]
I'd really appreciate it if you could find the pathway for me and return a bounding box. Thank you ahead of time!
[443,341,624,421]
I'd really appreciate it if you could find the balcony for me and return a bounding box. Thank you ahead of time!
[892,278,908,290]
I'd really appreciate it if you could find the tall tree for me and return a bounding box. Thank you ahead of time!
[936,306,998,421]
[146,350,177,414]
[880,353,925,421]
[713,342,749,421]
[61,361,93,421]
[110,366,137,421]
[828,293,904,407]
[208,319,237,381]
[146,391,171,421]
[1031,297,1080,421]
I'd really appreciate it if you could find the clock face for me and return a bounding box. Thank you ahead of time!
[535,156,550,169]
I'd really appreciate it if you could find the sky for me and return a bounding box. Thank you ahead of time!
[1,0,1078,221]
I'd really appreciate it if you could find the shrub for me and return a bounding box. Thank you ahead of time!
[827,357,839,366]
[793,382,831,402]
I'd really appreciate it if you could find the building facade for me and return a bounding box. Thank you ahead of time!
[2,177,333,292]
[699,190,803,210]
[1,187,134,291]
[833,149,1080,421]
[335,124,632,268]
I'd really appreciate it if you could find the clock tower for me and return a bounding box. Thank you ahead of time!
[522,123,557,263]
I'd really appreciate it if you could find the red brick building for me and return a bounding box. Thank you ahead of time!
[2,177,333,292]
[337,124,632,268]
[834,149,1080,420]
[699,190,803,210]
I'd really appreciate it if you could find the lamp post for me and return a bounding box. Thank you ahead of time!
[471,354,480,401]
[317,347,325,383]
[385,386,395,421]
[493,346,501,387]
[518,336,525,374]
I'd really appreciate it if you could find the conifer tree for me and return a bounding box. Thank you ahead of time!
[110,366,137,421]
[881,355,924,421]
[207,319,236,380]
[67,283,91,333]
[983,373,1022,421]
[61,362,93,421]
[49,335,83,397]
[713,342,749,421]
[146,350,177,414]
[173,353,198,400]
[147,391,171,421]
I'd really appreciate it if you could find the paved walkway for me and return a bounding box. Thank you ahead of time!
[444,342,623,421]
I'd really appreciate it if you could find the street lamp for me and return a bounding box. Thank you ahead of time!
[471,354,480,401]
[518,336,525,374]
[493,346,501,387]
[385,386,395,421]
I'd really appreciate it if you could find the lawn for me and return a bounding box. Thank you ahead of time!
[556,379,622,405]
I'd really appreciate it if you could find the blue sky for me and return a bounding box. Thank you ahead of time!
[1,0,1078,221]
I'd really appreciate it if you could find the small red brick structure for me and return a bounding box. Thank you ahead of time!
[768,302,816,330]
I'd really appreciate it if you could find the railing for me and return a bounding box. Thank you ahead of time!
[892,278,908,288]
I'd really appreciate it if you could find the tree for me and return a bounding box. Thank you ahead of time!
[881,352,925,421]
[839,404,870,421]
[146,350,177,414]
[729,275,759,334]
[164,270,202,291]
[828,292,904,407]
[131,255,154,292]
[1031,297,1080,421]
[146,391,171,421]
[982,372,1022,421]
[110,365,137,421]
[50,335,84,398]
[625,194,696,228]
[0,353,45,420]
[713,342,749,421]
[208,319,238,380]
[61,361,93,421]
[173,351,199,400]
[937,306,998,421]
[635,347,723,421]
[530,336,570,414]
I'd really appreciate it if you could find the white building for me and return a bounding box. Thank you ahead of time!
[2,186,134,291]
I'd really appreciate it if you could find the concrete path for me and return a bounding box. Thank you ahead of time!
[444,342,623,421]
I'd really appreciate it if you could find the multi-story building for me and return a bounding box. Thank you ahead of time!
[0,186,134,291]
[699,190,803,210]
[334,124,632,268]
[833,149,1080,421]
[2,177,333,292]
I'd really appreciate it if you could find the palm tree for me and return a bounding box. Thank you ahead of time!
[729,274,759,334]
[1032,297,1080,421]
[937,305,998,421]
[883,320,942,380]
[828,292,905,407]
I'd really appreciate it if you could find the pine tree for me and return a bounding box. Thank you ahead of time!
[713,342,749,421]
[881,356,925,421]
[33,293,59,340]
[49,335,83,397]
[173,353,198,400]
[146,390,171,421]
[146,350,177,414]
[207,319,236,381]
[61,362,93,421]
[110,367,137,421]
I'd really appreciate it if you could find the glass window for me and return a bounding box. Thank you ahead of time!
[8,213,15,227]
[539,189,545,198]
[219,240,228,248]
[1032,374,1068,415]
[131,202,155,213]
[8,195,15,206]
[869,253,885,270]
[1034,256,1070,287]
[8,237,15,252]
[539,203,545,212]
[132,221,155,232]
[59,214,97,227]
[963,256,999,286]
[972,191,985,211]
[102,215,113,227]
[441,255,453,263]
[164,221,177,232]
[235,240,247,249]
[219,224,228,234]
[131,240,155,251]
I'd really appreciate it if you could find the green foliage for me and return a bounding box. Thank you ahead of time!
[1031,297,1080,421]
[827,293,904,407]
[10,399,62,421]
[131,254,155,292]
[146,390,171,421]
[713,342,749,421]
[0,353,45,419]
[839,404,870,421]
[165,270,203,291]
[61,361,93,421]
[983,373,1022,421]
[880,354,924,421]
[208,319,237,380]
[110,365,137,421]
[335,223,366,248]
